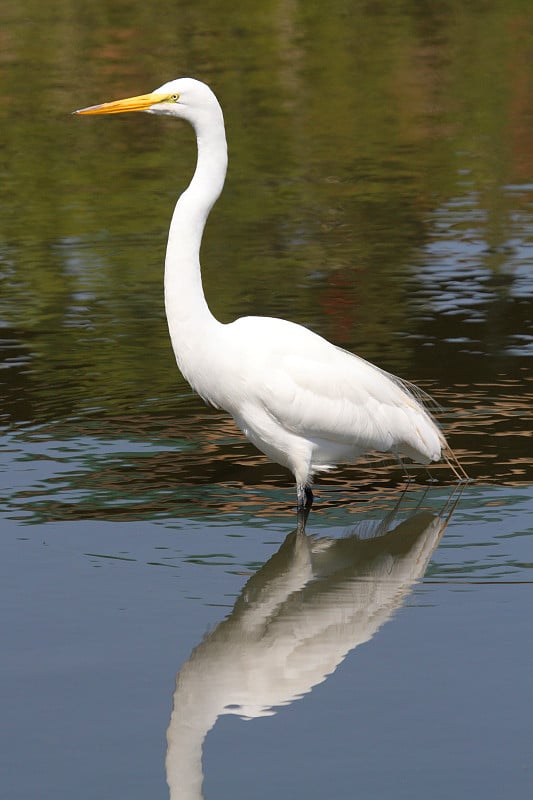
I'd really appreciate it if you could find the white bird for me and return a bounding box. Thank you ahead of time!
[75,78,462,512]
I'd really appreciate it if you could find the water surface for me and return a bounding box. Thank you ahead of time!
[1,1,532,798]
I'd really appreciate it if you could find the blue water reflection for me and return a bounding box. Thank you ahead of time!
[2,480,532,799]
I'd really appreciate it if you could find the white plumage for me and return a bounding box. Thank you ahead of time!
[75,77,455,510]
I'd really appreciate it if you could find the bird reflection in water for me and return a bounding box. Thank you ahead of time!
[166,490,460,799]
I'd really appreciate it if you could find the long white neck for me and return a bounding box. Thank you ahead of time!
[164,104,227,375]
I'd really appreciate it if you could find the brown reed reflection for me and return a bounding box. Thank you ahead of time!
[6,373,531,524]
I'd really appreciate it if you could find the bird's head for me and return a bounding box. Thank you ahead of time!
[73,77,221,126]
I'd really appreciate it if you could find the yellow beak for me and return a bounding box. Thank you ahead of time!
[73,91,170,115]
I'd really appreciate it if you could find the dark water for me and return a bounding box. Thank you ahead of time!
[1,1,532,798]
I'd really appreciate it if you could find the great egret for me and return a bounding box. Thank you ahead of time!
[75,78,463,511]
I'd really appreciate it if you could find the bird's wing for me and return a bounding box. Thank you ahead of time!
[231,317,444,462]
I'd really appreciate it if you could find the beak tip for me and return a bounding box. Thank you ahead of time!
[72,92,168,117]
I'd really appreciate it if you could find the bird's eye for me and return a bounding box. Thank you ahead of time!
[170,94,179,102]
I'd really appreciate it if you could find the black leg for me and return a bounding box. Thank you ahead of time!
[296,484,314,511]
